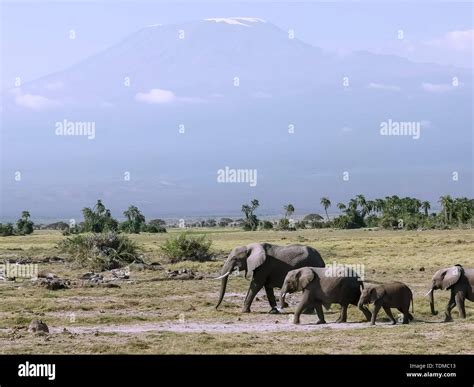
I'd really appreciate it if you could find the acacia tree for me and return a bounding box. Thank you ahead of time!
[16,211,34,235]
[241,199,260,231]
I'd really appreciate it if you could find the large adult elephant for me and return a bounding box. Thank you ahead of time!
[215,243,325,313]
[427,264,474,322]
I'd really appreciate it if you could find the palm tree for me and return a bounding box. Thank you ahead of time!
[413,199,422,213]
[365,200,375,216]
[421,201,431,217]
[356,194,365,207]
[348,198,358,211]
[320,197,331,221]
[123,205,146,233]
[452,197,470,224]
[374,199,385,214]
[356,194,366,209]
[21,211,30,221]
[94,200,106,215]
[283,204,295,219]
[439,195,453,223]
[337,202,346,212]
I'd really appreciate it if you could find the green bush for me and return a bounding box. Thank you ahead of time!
[277,218,291,230]
[365,215,379,228]
[16,211,34,235]
[294,221,306,229]
[333,214,364,229]
[309,220,324,229]
[0,223,14,236]
[260,220,274,230]
[145,225,167,233]
[160,232,212,263]
[218,218,233,227]
[59,232,140,271]
[379,215,399,229]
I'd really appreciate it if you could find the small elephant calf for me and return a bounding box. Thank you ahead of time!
[358,282,414,325]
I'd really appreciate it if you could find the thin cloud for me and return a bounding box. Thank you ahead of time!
[422,83,456,93]
[367,83,401,92]
[135,89,177,104]
[12,88,60,111]
[135,89,204,104]
[424,29,473,52]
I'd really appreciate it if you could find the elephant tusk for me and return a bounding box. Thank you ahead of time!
[424,289,433,296]
[213,271,230,280]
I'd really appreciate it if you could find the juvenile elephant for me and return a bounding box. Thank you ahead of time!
[280,266,372,324]
[358,282,414,325]
[427,264,474,322]
[215,243,325,313]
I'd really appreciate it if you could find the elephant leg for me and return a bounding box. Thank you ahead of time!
[400,308,410,324]
[398,307,414,321]
[455,291,466,319]
[384,306,397,324]
[335,304,348,323]
[358,304,372,322]
[443,291,456,322]
[314,302,326,325]
[371,302,382,325]
[264,286,279,314]
[293,290,312,324]
[242,279,264,313]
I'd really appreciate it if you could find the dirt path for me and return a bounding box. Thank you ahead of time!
[47,321,406,334]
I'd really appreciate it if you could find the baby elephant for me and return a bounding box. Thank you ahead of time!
[358,282,414,325]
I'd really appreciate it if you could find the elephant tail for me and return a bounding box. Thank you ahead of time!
[411,295,414,314]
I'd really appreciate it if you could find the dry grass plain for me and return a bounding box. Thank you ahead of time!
[0,228,473,354]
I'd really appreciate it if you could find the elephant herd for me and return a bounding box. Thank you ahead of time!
[215,243,474,325]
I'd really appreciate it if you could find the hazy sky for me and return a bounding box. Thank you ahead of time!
[0,1,472,221]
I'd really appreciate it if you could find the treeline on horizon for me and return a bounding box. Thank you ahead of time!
[0,194,473,237]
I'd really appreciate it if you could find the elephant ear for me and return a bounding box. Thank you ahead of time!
[441,266,462,290]
[370,286,385,302]
[246,243,266,278]
[297,268,315,290]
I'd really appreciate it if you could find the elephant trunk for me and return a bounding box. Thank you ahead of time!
[429,287,438,315]
[215,262,233,309]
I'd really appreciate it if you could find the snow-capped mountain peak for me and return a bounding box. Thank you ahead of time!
[204,17,266,27]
